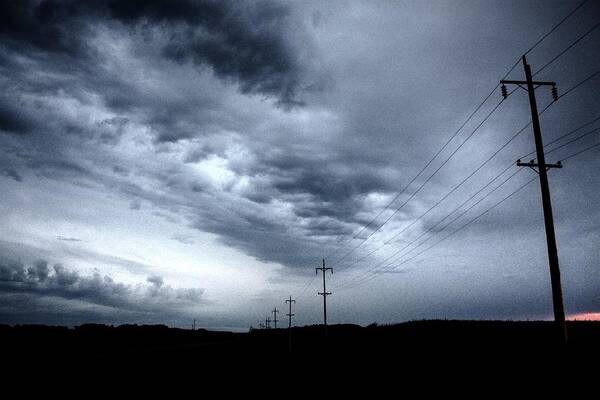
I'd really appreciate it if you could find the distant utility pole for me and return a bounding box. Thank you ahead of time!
[192,319,196,331]
[285,296,296,329]
[265,317,271,329]
[286,296,296,352]
[316,258,333,329]
[501,55,567,344]
[272,307,279,329]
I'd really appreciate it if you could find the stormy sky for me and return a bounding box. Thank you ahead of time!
[1,0,599,330]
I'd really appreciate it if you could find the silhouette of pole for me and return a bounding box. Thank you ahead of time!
[272,307,279,329]
[285,296,296,352]
[501,55,567,344]
[316,259,333,331]
[285,296,296,329]
[265,317,271,329]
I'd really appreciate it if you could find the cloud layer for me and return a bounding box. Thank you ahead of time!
[0,260,204,323]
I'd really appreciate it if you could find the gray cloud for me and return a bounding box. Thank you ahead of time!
[56,236,82,242]
[170,234,195,245]
[0,101,34,135]
[0,0,311,108]
[0,168,23,182]
[0,260,205,323]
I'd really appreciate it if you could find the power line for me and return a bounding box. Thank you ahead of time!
[523,0,591,56]
[335,103,532,279]
[325,81,510,263]
[559,69,600,98]
[329,0,595,264]
[335,64,599,282]
[560,140,600,161]
[306,1,597,295]
[520,114,600,160]
[329,19,599,267]
[332,96,510,268]
[337,76,600,298]
[336,106,600,290]
[335,166,523,290]
[533,20,600,76]
[334,161,516,277]
[326,0,592,266]
[342,133,600,292]
[544,126,600,156]
[339,173,536,292]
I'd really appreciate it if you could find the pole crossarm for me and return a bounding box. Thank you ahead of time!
[517,159,563,173]
[501,79,556,86]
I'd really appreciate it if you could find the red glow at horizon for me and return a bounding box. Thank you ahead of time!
[568,312,600,321]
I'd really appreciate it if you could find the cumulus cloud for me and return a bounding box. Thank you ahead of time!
[0,260,205,321]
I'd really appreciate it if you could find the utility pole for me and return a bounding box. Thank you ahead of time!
[265,317,271,329]
[272,307,279,329]
[285,296,296,329]
[316,258,333,330]
[286,296,296,352]
[192,319,195,331]
[501,55,567,344]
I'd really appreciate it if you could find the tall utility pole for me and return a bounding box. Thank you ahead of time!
[285,296,296,329]
[501,55,567,344]
[285,296,296,352]
[316,258,333,328]
[272,307,279,329]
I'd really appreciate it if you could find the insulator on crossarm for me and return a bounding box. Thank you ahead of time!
[552,85,559,102]
[501,84,508,99]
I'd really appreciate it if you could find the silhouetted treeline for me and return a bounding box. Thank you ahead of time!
[3,319,599,361]
[4,320,597,389]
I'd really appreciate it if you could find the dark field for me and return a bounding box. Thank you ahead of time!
[4,320,599,390]
[3,320,599,365]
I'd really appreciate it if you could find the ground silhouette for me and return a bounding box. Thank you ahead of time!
[3,320,599,363]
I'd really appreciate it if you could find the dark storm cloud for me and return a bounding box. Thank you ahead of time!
[0,168,23,182]
[0,0,308,107]
[0,260,205,319]
[0,102,34,135]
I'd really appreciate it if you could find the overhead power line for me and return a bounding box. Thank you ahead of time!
[339,174,537,292]
[335,109,600,291]
[339,134,600,293]
[325,81,512,264]
[332,94,512,268]
[304,0,596,296]
[559,69,600,98]
[544,126,600,156]
[334,167,524,291]
[334,64,600,285]
[520,114,600,160]
[328,6,597,269]
[523,0,591,56]
[533,19,600,76]
[560,140,600,161]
